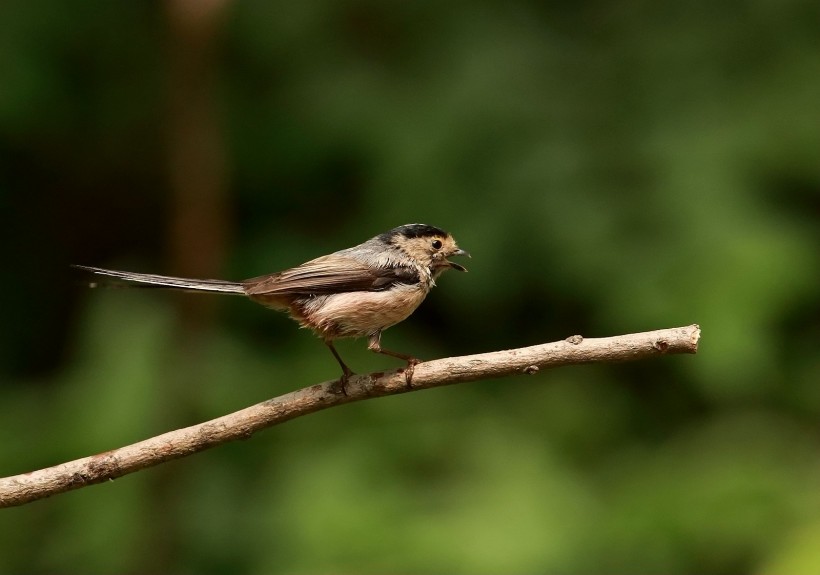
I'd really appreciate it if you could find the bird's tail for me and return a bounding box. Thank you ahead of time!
[72,265,246,295]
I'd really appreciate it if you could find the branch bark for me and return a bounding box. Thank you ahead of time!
[0,324,700,508]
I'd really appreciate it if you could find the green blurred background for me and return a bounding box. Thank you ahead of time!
[2,1,819,573]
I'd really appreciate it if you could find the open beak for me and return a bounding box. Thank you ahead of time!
[446,247,470,272]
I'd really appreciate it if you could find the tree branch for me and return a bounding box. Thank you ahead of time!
[0,324,700,508]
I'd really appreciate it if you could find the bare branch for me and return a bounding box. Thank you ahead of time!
[0,324,700,508]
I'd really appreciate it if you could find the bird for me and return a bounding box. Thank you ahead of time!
[73,223,469,389]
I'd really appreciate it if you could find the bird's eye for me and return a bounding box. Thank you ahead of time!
[431,239,443,250]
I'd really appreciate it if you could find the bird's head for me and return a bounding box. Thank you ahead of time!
[381,223,469,275]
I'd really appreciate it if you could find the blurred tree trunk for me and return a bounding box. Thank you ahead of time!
[154,1,233,571]
[165,0,232,328]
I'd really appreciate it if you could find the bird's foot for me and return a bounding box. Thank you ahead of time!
[330,370,353,396]
[403,357,421,389]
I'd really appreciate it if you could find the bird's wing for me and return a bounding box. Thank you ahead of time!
[243,254,420,296]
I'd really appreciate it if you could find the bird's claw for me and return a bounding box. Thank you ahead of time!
[403,357,421,389]
[330,371,352,396]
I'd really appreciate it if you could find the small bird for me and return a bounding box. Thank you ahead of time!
[74,223,469,387]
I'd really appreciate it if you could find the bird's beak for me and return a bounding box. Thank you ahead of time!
[447,247,470,272]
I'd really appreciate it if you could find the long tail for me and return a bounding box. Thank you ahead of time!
[72,265,246,295]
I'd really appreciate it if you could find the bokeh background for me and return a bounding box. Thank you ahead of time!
[2,1,819,573]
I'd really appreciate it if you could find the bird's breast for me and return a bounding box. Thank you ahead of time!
[299,282,430,339]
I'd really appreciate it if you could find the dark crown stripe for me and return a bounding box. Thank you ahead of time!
[379,223,448,242]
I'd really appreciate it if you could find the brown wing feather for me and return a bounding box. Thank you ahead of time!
[243,254,420,296]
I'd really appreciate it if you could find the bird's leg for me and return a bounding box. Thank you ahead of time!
[325,340,353,395]
[367,332,420,388]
